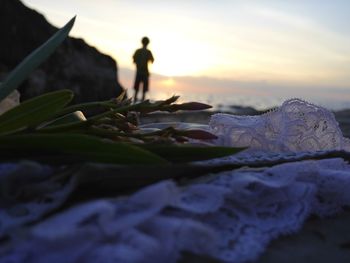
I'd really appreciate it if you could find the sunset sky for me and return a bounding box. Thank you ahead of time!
[21,0,350,109]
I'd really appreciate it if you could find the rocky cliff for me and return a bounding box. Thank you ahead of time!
[0,0,123,103]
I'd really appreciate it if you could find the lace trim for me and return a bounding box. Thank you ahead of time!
[210,98,350,152]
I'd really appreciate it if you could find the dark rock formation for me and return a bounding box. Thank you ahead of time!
[0,0,123,103]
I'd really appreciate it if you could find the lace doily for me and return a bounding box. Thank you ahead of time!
[1,99,350,263]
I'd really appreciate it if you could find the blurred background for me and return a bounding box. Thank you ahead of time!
[20,0,350,111]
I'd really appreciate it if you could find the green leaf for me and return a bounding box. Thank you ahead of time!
[180,129,218,140]
[73,162,212,195]
[140,144,245,163]
[0,89,74,135]
[43,110,86,128]
[0,17,75,102]
[0,133,168,165]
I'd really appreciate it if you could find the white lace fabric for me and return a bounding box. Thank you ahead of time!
[210,98,350,152]
[2,99,350,263]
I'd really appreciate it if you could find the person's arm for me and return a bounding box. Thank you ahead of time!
[149,51,154,63]
[133,50,138,63]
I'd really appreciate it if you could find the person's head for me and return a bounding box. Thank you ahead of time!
[141,36,150,47]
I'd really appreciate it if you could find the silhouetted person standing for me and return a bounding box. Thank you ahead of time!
[133,37,154,102]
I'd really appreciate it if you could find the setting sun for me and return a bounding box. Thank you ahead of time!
[161,77,175,87]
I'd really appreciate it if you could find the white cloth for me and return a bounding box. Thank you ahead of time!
[210,98,350,152]
[1,99,350,263]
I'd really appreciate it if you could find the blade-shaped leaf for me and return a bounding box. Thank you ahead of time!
[43,111,86,128]
[0,89,73,135]
[140,144,245,163]
[0,133,168,165]
[0,17,75,102]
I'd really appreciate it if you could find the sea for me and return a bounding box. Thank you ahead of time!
[120,69,350,112]
[149,84,350,112]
